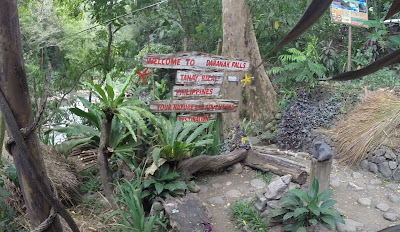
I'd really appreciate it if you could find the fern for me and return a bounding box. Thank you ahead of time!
[268,37,327,90]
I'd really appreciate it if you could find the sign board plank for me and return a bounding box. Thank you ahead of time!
[143,52,250,71]
[177,114,216,123]
[176,71,223,85]
[173,86,220,99]
[330,0,368,28]
[150,100,239,113]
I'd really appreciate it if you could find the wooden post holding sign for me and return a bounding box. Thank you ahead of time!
[143,52,249,124]
[309,158,333,194]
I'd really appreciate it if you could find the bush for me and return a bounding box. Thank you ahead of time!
[270,178,344,231]
[276,90,341,150]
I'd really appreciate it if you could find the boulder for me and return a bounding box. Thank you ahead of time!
[376,203,389,212]
[378,162,392,178]
[336,219,363,232]
[369,163,379,174]
[231,162,243,174]
[383,212,399,222]
[360,160,369,171]
[389,161,397,170]
[357,198,371,206]
[393,169,400,181]
[264,174,291,200]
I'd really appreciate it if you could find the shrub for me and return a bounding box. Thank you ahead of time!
[231,199,267,232]
[270,178,344,231]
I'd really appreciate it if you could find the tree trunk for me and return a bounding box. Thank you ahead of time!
[243,150,308,184]
[221,0,277,125]
[0,115,5,167]
[97,113,115,208]
[0,1,63,230]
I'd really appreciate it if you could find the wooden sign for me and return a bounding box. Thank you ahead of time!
[173,86,221,99]
[176,71,223,85]
[143,52,250,71]
[177,114,216,123]
[150,100,239,113]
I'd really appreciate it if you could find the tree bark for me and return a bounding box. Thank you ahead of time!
[0,1,63,230]
[177,149,248,176]
[0,115,5,167]
[243,150,308,184]
[97,113,115,208]
[221,0,277,124]
[174,0,191,51]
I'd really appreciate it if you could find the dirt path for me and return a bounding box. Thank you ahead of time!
[195,158,400,232]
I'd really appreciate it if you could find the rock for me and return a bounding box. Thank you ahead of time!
[267,200,282,209]
[367,185,376,190]
[370,179,382,185]
[335,208,346,216]
[199,185,208,194]
[250,179,267,189]
[389,194,400,203]
[313,141,333,161]
[269,225,284,232]
[376,203,389,212]
[188,184,201,193]
[389,161,397,170]
[264,174,291,200]
[226,181,232,186]
[371,156,385,164]
[378,162,392,178]
[241,225,252,232]
[275,113,282,120]
[348,182,364,191]
[231,163,243,174]
[212,183,222,189]
[330,179,341,188]
[393,169,400,181]
[151,201,163,211]
[336,219,363,232]
[369,163,379,174]
[385,148,397,160]
[352,171,362,179]
[374,148,386,157]
[383,212,399,222]
[265,123,273,131]
[307,223,332,232]
[207,196,225,205]
[357,198,371,206]
[254,195,268,212]
[387,183,399,191]
[289,183,300,190]
[360,160,369,171]
[225,190,242,198]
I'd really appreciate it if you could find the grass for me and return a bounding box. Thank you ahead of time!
[335,90,400,164]
[79,166,100,193]
[82,197,105,215]
[253,170,273,184]
[231,199,268,232]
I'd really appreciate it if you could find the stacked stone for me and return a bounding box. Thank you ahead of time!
[360,146,400,181]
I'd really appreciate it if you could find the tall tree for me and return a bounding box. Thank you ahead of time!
[0,1,78,231]
[221,0,278,124]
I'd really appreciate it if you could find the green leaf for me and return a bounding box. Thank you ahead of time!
[69,107,100,129]
[321,216,336,230]
[270,208,288,217]
[318,189,333,202]
[309,218,318,225]
[152,147,161,169]
[283,212,294,221]
[143,179,157,188]
[320,199,337,208]
[297,227,307,232]
[155,182,164,195]
[308,204,320,216]
[320,208,337,217]
[159,172,180,181]
[0,188,10,196]
[308,177,319,200]
[288,189,309,203]
[293,207,309,218]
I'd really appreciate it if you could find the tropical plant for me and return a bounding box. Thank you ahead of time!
[106,174,166,232]
[142,164,187,203]
[270,178,345,231]
[152,115,214,162]
[268,38,327,90]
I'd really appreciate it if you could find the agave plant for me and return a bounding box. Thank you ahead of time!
[152,115,214,163]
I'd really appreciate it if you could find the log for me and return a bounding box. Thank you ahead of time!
[177,149,248,176]
[243,150,308,184]
[253,146,311,159]
[309,157,332,194]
